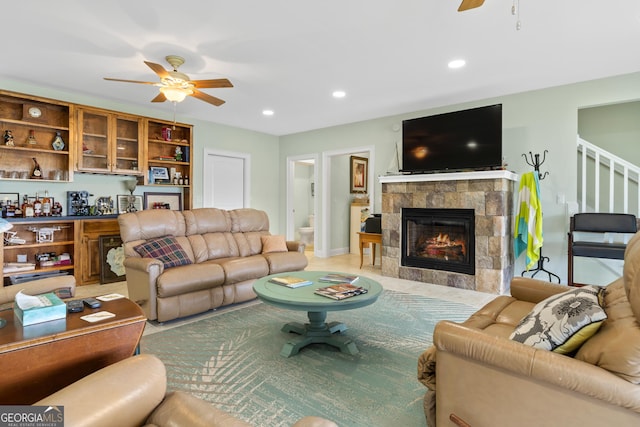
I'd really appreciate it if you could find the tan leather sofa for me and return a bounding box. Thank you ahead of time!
[119,208,308,322]
[418,231,640,427]
[37,353,337,427]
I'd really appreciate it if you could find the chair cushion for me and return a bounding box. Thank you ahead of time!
[134,236,192,269]
[509,285,607,354]
[261,234,288,253]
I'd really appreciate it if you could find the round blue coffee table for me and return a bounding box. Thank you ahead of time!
[253,271,383,357]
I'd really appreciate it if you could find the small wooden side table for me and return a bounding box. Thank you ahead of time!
[357,232,382,268]
[0,297,146,404]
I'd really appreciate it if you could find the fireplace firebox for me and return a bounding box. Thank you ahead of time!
[401,208,475,275]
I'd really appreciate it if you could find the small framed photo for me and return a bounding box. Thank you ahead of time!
[99,235,126,284]
[350,156,368,194]
[144,192,182,211]
[117,194,143,214]
[0,193,20,204]
[150,166,169,181]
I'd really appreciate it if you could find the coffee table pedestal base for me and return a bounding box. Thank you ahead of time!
[280,311,358,357]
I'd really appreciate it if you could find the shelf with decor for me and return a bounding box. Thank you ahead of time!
[1,218,78,287]
[145,119,193,209]
[0,90,73,182]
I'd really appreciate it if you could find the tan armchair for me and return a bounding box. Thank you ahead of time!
[37,354,337,427]
[418,231,640,427]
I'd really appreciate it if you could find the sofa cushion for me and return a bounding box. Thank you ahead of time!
[208,256,270,285]
[261,235,288,253]
[134,236,192,269]
[156,263,225,298]
[509,285,606,354]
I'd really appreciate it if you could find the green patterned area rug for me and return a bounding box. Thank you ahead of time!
[141,290,477,427]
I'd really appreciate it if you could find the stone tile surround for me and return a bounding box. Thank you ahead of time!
[379,171,518,294]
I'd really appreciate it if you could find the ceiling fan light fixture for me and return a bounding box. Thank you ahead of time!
[160,86,190,103]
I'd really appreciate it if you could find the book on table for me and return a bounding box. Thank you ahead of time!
[317,273,359,284]
[268,276,313,288]
[314,284,368,300]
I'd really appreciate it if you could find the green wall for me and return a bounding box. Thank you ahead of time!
[280,71,640,282]
[0,77,281,230]
[4,71,640,284]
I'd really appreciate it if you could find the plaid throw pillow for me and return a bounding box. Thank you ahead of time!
[133,236,192,269]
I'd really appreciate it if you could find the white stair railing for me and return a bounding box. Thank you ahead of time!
[577,136,640,215]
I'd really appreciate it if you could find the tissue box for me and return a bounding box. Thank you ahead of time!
[14,292,66,326]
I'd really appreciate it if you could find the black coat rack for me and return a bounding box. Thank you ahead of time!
[520,150,560,283]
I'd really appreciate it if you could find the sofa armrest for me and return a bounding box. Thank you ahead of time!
[123,257,164,320]
[36,354,166,427]
[287,240,306,253]
[434,320,640,413]
[509,277,568,303]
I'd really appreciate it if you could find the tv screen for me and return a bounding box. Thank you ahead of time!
[401,104,502,174]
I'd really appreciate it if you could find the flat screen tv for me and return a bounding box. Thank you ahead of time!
[401,104,502,174]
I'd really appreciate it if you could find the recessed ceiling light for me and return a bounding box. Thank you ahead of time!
[332,90,346,98]
[262,110,274,116]
[448,59,466,69]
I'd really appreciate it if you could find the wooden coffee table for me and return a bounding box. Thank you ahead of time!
[0,296,146,404]
[253,271,383,357]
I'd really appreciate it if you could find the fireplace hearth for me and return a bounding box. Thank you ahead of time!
[402,208,475,275]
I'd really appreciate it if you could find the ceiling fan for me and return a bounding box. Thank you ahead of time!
[104,55,233,106]
[458,0,485,11]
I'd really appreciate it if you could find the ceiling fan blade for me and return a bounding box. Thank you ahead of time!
[151,92,167,103]
[104,77,157,85]
[191,89,225,106]
[458,0,485,11]
[144,61,170,79]
[191,78,234,89]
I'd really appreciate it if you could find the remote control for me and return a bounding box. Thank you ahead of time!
[83,297,102,309]
[67,300,85,313]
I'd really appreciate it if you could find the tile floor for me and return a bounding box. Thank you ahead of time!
[76,251,497,335]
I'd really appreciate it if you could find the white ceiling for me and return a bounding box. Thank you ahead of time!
[3,1,640,136]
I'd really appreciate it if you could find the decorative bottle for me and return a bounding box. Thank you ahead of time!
[52,131,65,151]
[23,195,34,218]
[31,157,43,179]
[33,193,42,217]
[42,191,52,217]
[27,130,38,146]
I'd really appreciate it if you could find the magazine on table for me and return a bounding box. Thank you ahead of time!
[268,275,313,288]
[314,283,368,300]
[318,273,359,284]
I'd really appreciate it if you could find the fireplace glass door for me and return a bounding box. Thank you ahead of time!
[401,208,475,275]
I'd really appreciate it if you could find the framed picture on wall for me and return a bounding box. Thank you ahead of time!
[99,235,126,284]
[350,156,368,194]
[144,192,182,211]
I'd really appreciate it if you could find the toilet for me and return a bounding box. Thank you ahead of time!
[299,215,314,247]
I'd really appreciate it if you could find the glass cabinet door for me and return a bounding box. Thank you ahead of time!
[113,116,142,174]
[78,109,109,172]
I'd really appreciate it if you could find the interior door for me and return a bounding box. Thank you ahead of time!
[203,150,250,209]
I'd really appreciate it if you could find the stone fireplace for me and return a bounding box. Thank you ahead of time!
[380,170,518,294]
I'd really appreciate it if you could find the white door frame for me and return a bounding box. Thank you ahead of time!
[203,148,251,208]
[320,145,375,258]
[286,153,320,252]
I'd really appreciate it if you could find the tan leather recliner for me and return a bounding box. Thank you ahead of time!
[37,354,337,427]
[418,231,640,427]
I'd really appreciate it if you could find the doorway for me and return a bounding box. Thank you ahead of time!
[203,149,250,209]
[320,146,375,258]
[286,154,319,254]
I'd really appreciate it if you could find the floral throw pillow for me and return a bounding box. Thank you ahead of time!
[133,236,192,269]
[509,285,607,354]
